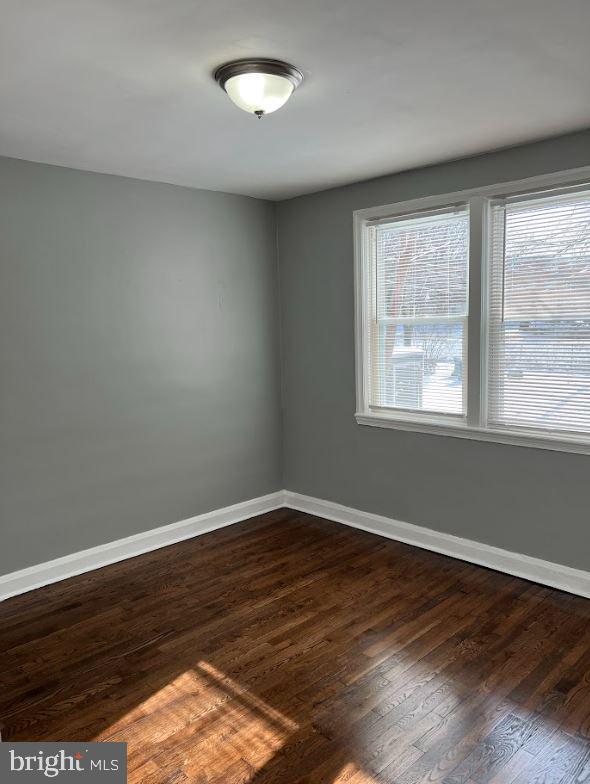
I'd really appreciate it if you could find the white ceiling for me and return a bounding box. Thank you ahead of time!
[0,0,589,200]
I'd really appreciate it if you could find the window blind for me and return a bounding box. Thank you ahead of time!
[487,188,590,435]
[368,207,469,415]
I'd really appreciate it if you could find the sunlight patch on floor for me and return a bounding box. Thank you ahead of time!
[332,761,379,783]
[95,661,299,781]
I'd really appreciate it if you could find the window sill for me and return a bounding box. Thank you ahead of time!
[355,412,590,456]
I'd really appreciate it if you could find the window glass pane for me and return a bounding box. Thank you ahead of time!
[375,322,464,415]
[503,193,590,320]
[491,320,590,432]
[369,207,469,417]
[488,190,590,436]
[376,209,469,320]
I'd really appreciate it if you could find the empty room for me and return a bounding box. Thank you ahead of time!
[1,1,590,782]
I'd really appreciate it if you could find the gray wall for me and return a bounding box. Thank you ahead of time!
[0,157,281,572]
[277,130,590,572]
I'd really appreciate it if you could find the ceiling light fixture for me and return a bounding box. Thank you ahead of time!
[214,58,303,118]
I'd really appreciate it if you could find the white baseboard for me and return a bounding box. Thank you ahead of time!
[0,492,284,601]
[2,489,589,602]
[283,491,590,600]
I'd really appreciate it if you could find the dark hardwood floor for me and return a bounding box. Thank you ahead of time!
[1,509,590,783]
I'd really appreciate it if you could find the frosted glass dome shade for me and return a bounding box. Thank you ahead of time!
[214,59,303,117]
[225,73,294,115]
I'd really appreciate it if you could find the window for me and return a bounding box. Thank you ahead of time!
[488,190,590,436]
[354,166,590,454]
[369,207,469,417]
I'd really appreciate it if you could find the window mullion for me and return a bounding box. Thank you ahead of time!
[466,196,485,427]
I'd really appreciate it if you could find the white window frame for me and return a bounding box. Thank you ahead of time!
[354,164,590,456]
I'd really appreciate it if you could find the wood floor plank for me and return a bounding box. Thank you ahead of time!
[1,509,589,783]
